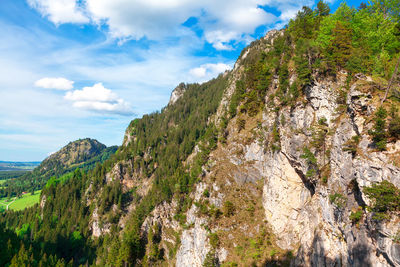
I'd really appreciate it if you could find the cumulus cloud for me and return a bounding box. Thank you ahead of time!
[85,0,279,49]
[34,77,74,90]
[85,0,197,41]
[189,63,232,82]
[27,0,89,24]
[27,0,312,50]
[64,83,134,115]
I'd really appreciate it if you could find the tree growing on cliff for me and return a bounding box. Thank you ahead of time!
[329,21,353,69]
[369,106,388,150]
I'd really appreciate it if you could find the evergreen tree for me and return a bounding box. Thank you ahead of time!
[369,107,388,151]
[316,0,330,16]
[329,21,353,69]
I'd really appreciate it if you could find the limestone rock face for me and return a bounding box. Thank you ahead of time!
[262,151,314,250]
[176,183,211,267]
[175,219,210,267]
[141,201,181,263]
[169,83,187,106]
[258,75,400,266]
[114,30,400,267]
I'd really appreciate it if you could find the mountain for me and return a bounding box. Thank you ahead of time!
[0,138,117,197]
[36,138,111,178]
[1,2,400,266]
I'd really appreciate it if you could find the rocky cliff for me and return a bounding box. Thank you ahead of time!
[90,27,400,267]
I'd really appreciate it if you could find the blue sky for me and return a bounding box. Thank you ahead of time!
[0,0,363,161]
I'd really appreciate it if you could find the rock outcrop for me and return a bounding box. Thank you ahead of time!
[92,30,400,267]
[169,83,187,106]
[139,32,400,266]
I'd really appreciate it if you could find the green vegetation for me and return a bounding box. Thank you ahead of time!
[208,232,220,249]
[368,104,400,150]
[343,135,361,158]
[0,171,29,181]
[301,147,317,165]
[389,104,400,139]
[229,80,246,118]
[329,192,347,208]
[349,208,363,223]
[270,123,281,152]
[145,224,163,265]
[0,190,41,211]
[0,169,91,265]
[203,250,219,267]
[300,147,318,177]
[0,143,117,198]
[0,73,227,266]
[363,180,400,220]
[392,230,400,243]
[369,107,388,151]
[223,201,235,217]
[227,0,400,119]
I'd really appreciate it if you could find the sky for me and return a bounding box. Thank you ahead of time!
[0,0,363,161]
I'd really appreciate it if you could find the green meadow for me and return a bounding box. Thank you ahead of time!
[0,190,41,211]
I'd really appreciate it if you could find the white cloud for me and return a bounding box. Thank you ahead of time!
[204,31,237,50]
[190,66,206,78]
[64,83,134,115]
[189,63,232,82]
[27,0,89,24]
[85,0,279,49]
[85,0,197,41]
[65,83,117,102]
[34,77,74,90]
[27,0,288,49]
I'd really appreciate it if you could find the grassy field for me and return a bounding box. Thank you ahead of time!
[0,190,41,211]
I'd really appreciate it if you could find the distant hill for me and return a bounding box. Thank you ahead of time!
[0,161,40,171]
[35,138,111,178]
[0,138,117,197]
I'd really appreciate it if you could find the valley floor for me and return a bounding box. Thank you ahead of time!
[0,190,41,211]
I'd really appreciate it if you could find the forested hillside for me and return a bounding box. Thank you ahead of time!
[0,138,117,198]
[0,0,400,266]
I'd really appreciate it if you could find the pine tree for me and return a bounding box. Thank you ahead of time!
[329,21,353,68]
[316,0,330,16]
[369,107,388,150]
